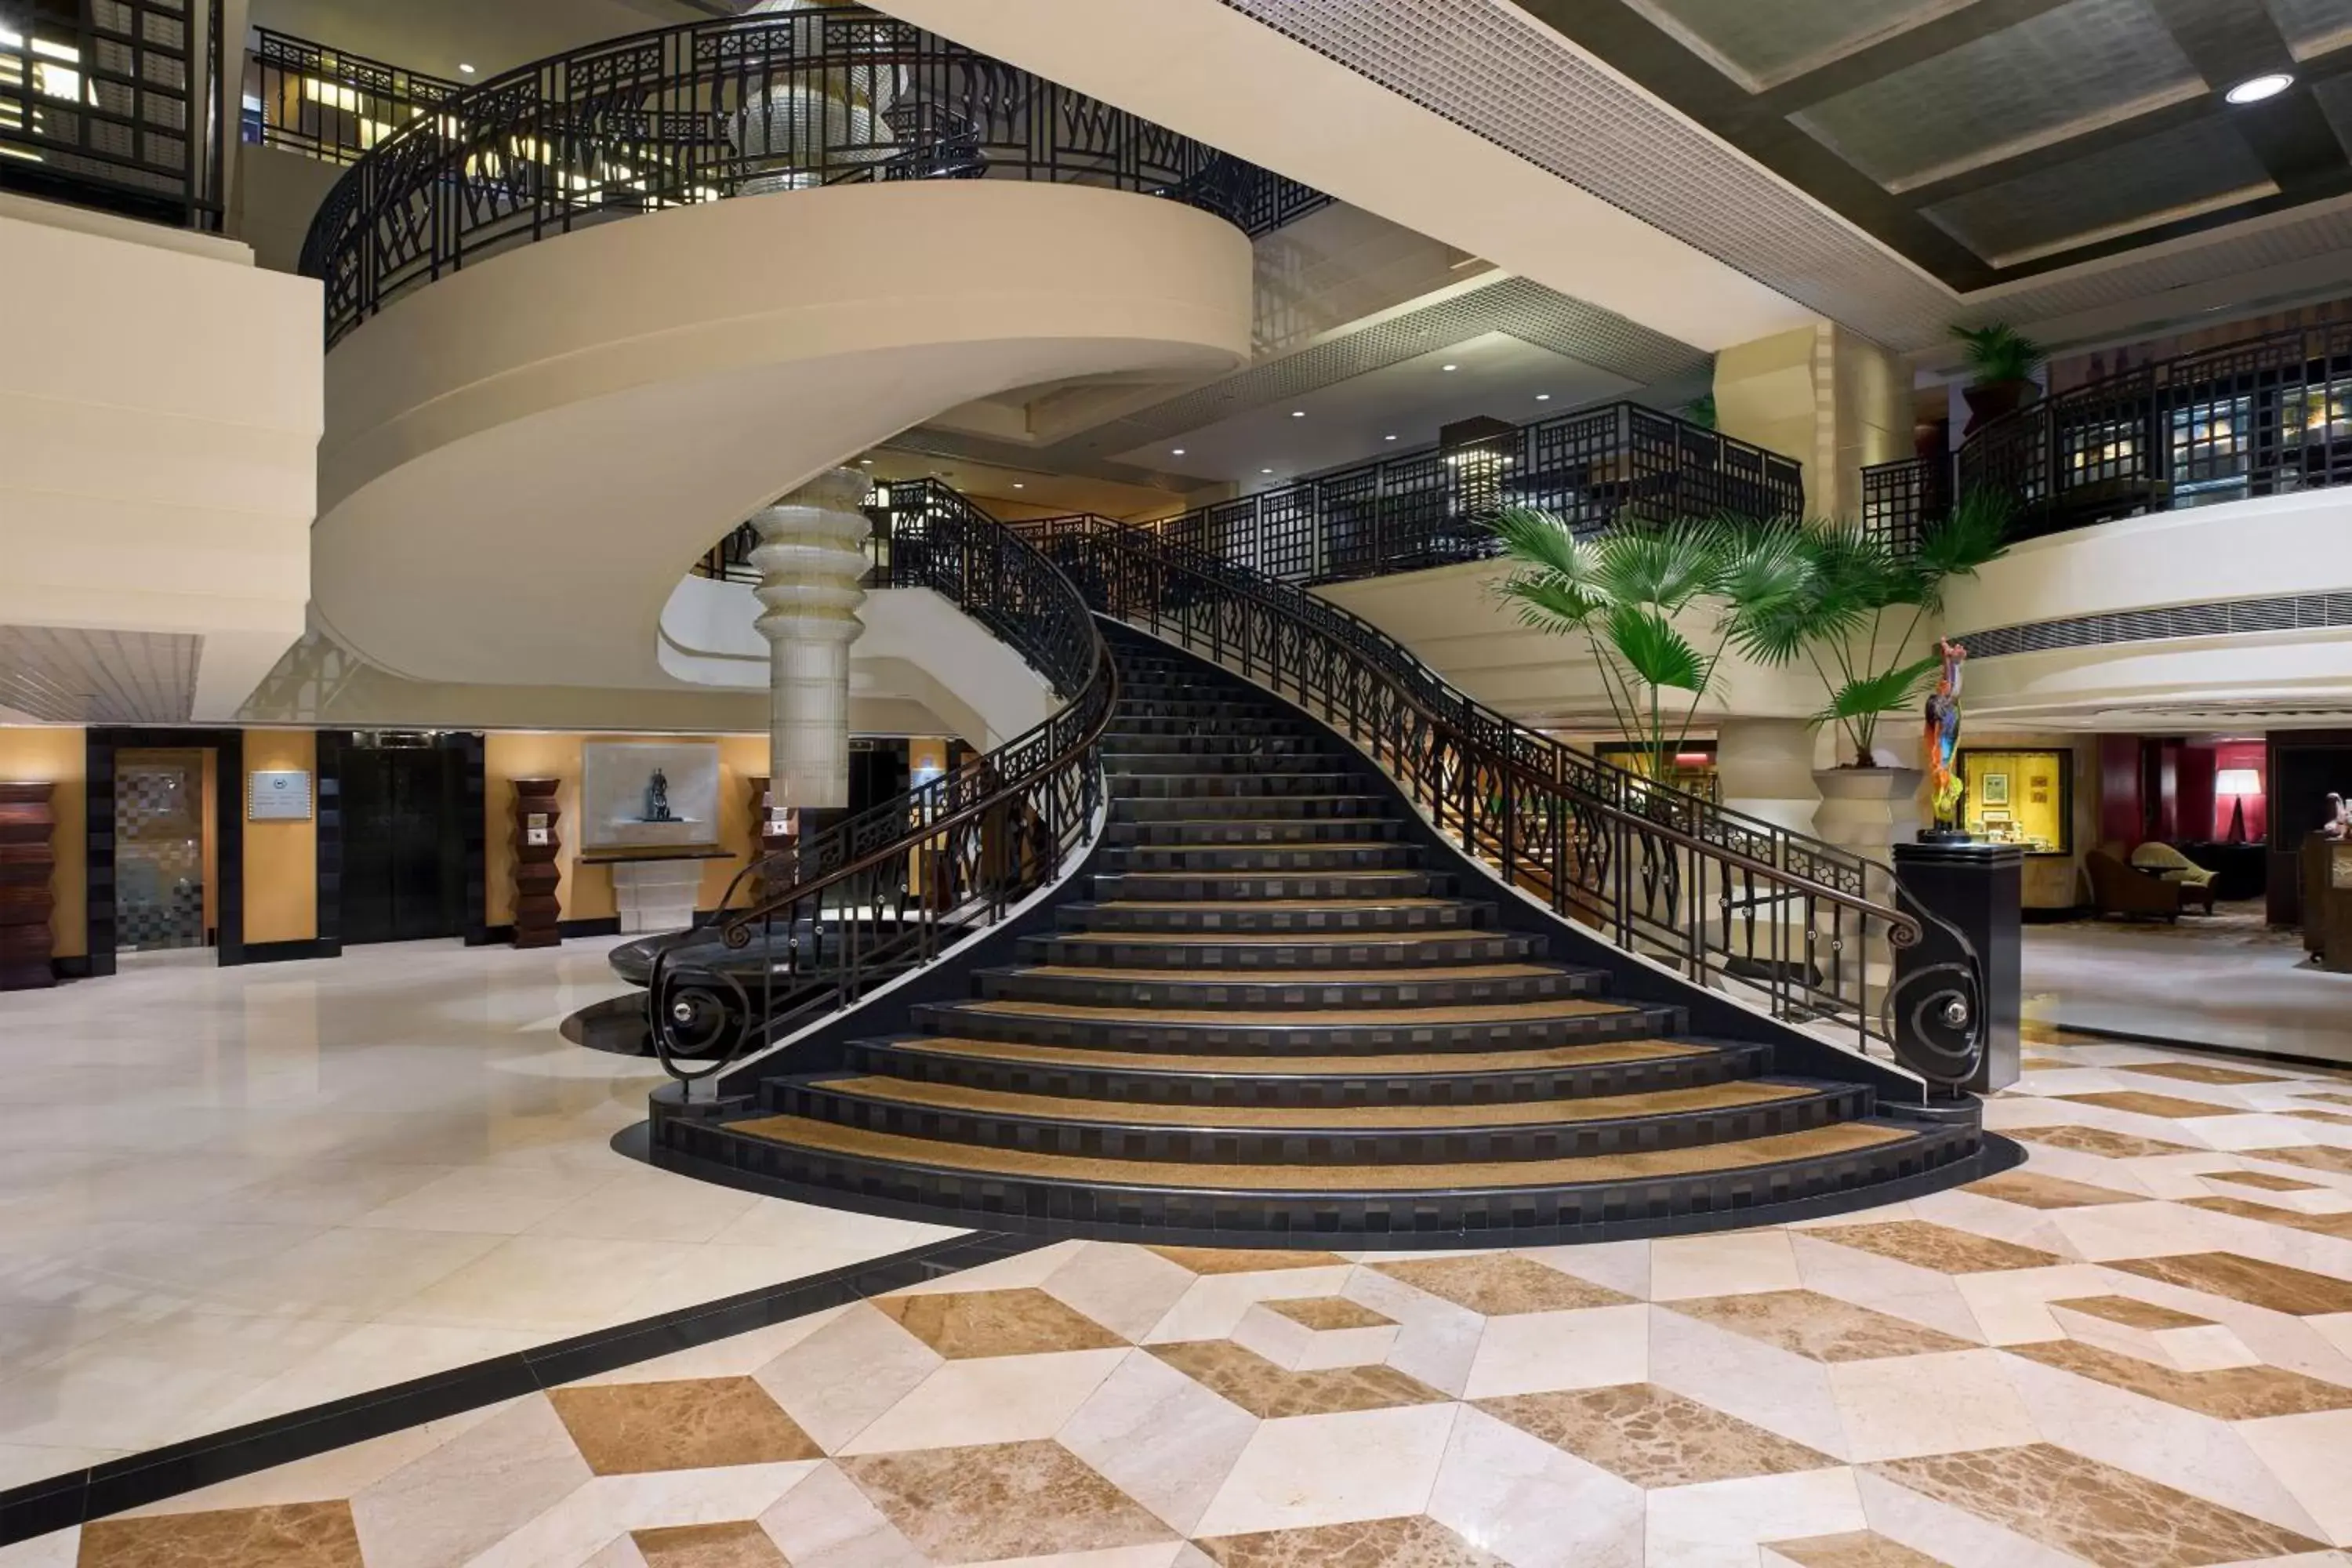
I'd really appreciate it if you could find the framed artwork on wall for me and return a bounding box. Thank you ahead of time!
[1980,772,2011,807]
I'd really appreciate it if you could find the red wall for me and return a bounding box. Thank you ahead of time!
[2098,735,2141,847]
[2178,746,2215,845]
[2209,740,2267,840]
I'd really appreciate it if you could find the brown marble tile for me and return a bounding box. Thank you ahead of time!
[1668,1289,1974,1361]
[547,1377,822,1475]
[1474,1382,1836,1486]
[2048,1294,2212,1330]
[875,1287,1127,1358]
[79,1502,364,1568]
[1196,1515,1506,1566]
[2005,1337,2352,1418]
[2282,1109,2352,1126]
[1869,1443,2326,1567]
[2207,1169,2327,1192]
[1765,1531,1951,1568]
[631,1520,788,1568]
[2122,1062,2289,1086]
[2186,1194,2352,1239]
[2244,1142,2352,1176]
[1264,1295,1393,1330]
[1371,1253,1632,1314]
[1146,1246,1345,1274]
[1804,1221,2063,1274]
[1962,1170,2142,1209]
[2292,1091,2352,1107]
[1150,1339,1449,1418]
[2106,1250,2352,1316]
[2055,1091,2241,1119]
[838,1439,1175,1562]
[2018,1055,2071,1071]
[2009,1124,2199,1160]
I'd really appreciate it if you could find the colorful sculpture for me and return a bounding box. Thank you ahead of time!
[1924,639,1967,837]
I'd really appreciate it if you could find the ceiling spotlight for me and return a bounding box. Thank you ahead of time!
[1261,467,1274,474]
[1290,409,1305,418]
[1441,363,1459,372]
[1171,447,1185,456]
[1535,393,1552,401]
[2225,72,2292,103]
[458,62,476,74]
[858,458,873,466]
[1012,482,1025,489]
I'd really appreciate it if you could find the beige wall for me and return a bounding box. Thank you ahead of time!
[1969,731,2099,910]
[243,729,319,944]
[0,195,320,720]
[0,728,86,960]
[230,143,348,275]
[1715,322,1911,518]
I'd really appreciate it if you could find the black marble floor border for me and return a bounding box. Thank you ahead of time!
[0,1165,1033,1548]
[2037,1018,2352,1074]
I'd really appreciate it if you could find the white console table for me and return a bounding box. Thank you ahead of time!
[581,847,734,935]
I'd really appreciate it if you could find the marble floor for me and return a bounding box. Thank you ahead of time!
[2024,908,2352,1066]
[10,1027,2352,1565]
[0,940,957,1492]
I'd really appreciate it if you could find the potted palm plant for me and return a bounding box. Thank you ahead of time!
[1487,506,1805,789]
[1951,323,2046,434]
[1721,491,2012,853]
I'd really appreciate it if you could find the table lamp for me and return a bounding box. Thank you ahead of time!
[2215,768,2262,844]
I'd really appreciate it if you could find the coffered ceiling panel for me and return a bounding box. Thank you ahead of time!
[2265,0,2352,60]
[0,626,200,724]
[1791,0,2205,192]
[1621,0,1965,92]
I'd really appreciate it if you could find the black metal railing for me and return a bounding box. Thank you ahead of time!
[0,0,225,230]
[243,29,463,167]
[1860,452,1950,555]
[1016,513,1979,1092]
[1141,401,1805,587]
[649,480,1113,1087]
[1890,325,2352,544]
[299,5,1327,347]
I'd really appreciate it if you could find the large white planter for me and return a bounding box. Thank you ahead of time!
[1811,766,1922,862]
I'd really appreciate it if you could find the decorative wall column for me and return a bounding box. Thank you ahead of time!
[749,468,870,842]
[1715,322,1911,518]
[0,782,56,989]
[1714,718,1820,834]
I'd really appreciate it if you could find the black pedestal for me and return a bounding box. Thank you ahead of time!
[1892,840,2023,1095]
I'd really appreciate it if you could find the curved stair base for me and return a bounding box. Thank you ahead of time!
[649,624,2016,1245]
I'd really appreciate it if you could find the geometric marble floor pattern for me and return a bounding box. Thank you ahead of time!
[11,1028,2352,1566]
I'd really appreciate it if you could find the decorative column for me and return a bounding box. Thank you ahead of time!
[0,782,56,990]
[1715,718,1819,833]
[1714,322,1911,518]
[511,778,562,949]
[1891,840,2022,1098]
[749,468,870,848]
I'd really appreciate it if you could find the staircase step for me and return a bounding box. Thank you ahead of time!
[1060,898,1490,934]
[1112,795,1389,822]
[1107,717,1306,738]
[973,963,1605,1011]
[1091,869,1446,902]
[1109,772,1366,800]
[1102,734,1338,757]
[1017,927,1542,968]
[771,1075,1875,1163]
[842,1034,1769,1107]
[1105,818,1406,847]
[1105,751,1352,775]
[1102,843,1421,873]
[690,1113,1973,1238]
[907,996,1682,1054]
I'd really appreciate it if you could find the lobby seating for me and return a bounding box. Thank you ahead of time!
[2089,845,2214,920]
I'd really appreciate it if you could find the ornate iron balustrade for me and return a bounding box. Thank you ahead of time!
[1860,452,1950,555]
[0,0,225,230]
[1955,323,2352,540]
[1018,512,1983,1089]
[244,29,463,167]
[299,5,1328,347]
[1140,401,1804,587]
[650,480,1113,1086]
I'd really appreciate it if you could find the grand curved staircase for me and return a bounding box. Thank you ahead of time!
[655,604,2009,1246]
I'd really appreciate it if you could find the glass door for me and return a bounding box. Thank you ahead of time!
[115,749,208,951]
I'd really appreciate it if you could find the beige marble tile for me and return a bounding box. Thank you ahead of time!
[2045,1295,2259,1372]
[1145,1248,1345,1276]
[1231,1299,1399,1373]
[549,1377,824,1475]
[1473,1382,1836,1486]
[753,1460,928,1567]
[2122,1063,2293,1087]
[1650,1230,1802,1300]
[1868,1443,2328,1566]
[750,1303,942,1454]
[1665,1290,1975,1363]
[1193,1514,1503,1565]
[837,1347,1127,1455]
[347,1393,592,1568]
[1828,1348,2042,1461]
[2003,1337,2352,1418]
[1762,1529,1950,1567]
[1041,1244,1200,1343]
[1643,1467,1867,1566]
[2107,1251,2352,1316]
[1459,1303,1650,1400]
[2235,1408,2352,1548]
[2009,1125,2201,1160]
[874,1288,1127,1359]
[1370,1254,1632,1315]
[1960,1171,2143,1210]
[630,1519,786,1567]
[1805,1222,2064,1275]
[77,1502,365,1568]
[1190,1403,1460,1538]
[1058,1350,1260,1536]
[1424,1403,1642,1568]
[837,1439,1176,1563]
[1150,1340,1449,1419]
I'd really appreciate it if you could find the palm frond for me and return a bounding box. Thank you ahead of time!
[1909,487,2012,610]
[1606,604,1710,693]
[1596,519,1725,610]
[1486,505,1590,585]
[1812,654,1943,726]
[1497,574,1606,637]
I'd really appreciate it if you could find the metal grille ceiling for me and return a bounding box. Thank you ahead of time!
[1221,0,2352,343]
[1967,591,2352,659]
[0,626,201,724]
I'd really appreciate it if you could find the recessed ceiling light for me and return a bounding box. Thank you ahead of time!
[1171,448,1185,456]
[1535,393,1552,401]
[1011,482,1025,489]
[2226,72,2292,103]
[1261,467,1274,474]
[1290,409,1305,418]
[1384,434,1399,441]
[858,458,873,466]
[458,63,476,74]
[1441,363,1458,372]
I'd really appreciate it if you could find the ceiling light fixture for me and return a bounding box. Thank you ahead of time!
[858,458,873,466]
[2225,72,2292,103]
[1171,447,1185,456]
[1384,434,1399,441]
[1261,467,1274,474]
[1535,394,1552,401]
[458,63,476,74]
[1290,409,1305,418]
[1011,482,1025,489]
[1441,363,1458,372]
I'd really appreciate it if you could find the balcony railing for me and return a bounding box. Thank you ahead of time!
[0,0,225,230]
[242,29,463,167]
[1142,401,1804,587]
[1872,324,2352,547]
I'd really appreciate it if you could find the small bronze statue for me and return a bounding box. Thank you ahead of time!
[646,767,673,822]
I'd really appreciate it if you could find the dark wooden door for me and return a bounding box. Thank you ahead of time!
[341,743,466,943]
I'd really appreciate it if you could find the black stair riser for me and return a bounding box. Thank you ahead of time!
[670,1116,1984,1240]
[1110,775,1366,800]
[908,1001,1686,1054]
[1060,901,1491,934]
[973,967,1604,1010]
[1091,873,1446,902]
[1105,819,1406,847]
[1106,718,1309,738]
[840,1038,1772,1108]
[771,1082,1875,1165]
[1103,735,1340,757]
[1106,753,1352,775]
[1112,796,1389,822]
[1102,845,1421,873]
[1015,932,1541,967]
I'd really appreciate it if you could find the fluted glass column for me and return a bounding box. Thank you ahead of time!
[748,467,869,833]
